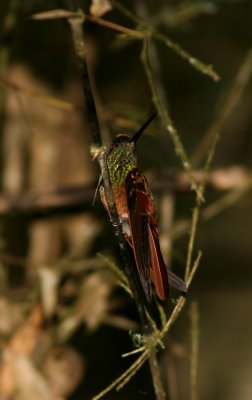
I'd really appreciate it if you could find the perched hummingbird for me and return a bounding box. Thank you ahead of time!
[103,113,186,302]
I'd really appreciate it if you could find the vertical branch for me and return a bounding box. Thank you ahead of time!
[184,207,199,280]
[68,13,101,146]
[190,302,199,400]
[67,11,150,331]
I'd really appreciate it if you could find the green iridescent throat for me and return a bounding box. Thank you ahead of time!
[107,143,137,185]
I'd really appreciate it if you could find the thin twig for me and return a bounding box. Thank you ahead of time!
[31,8,144,38]
[111,0,220,81]
[31,9,78,20]
[86,14,145,37]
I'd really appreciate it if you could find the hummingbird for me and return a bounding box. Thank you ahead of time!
[102,113,186,302]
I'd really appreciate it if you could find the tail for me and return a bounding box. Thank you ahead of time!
[166,268,187,296]
[149,227,187,300]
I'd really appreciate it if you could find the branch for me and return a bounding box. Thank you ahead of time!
[67,10,153,334]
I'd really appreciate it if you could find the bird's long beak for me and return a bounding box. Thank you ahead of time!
[130,112,157,143]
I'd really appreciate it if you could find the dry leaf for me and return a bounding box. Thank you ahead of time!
[90,0,112,17]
